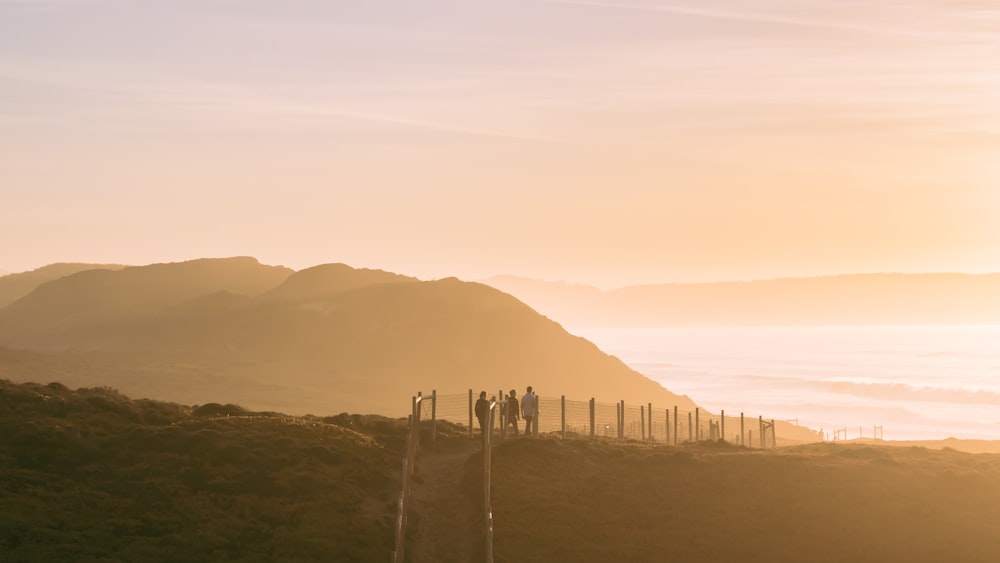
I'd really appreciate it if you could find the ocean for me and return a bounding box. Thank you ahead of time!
[569,325,1000,441]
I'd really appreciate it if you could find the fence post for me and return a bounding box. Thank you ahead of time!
[561,395,566,439]
[590,398,595,439]
[688,412,693,442]
[695,408,701,441]
[499,393,507,441]
[536,395,541,438]
[484,402,493,515]
[416,392,422,446]
[772,419,777,448]
[498,389,505,442]
[721,409,725,443]
[740,412,745,446]
[673,406,678,445]
[649,403,654,442]
[468,389,474,440]
[431,389,437,444]
[616,403,621,441]
[640,405,646,441]
[410,397,418,478]
[620,400,625,440]
[759,416,765,450]
[665,409,670,445]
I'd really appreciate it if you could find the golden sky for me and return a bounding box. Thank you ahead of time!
[2,0,999,287]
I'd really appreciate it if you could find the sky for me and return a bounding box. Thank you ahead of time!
[2,0,999,288]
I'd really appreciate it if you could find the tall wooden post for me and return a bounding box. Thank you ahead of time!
[620,400,625,440]
[695,408,700,441]
[590,398,595,439]
[498,389,504,441]
[674,406,678,446]
[499,393,507,441]
[721,409,725,443]
[616,403,621,441]
[410,396,418,477]
[484,404,493,510]
[468,389,474,440]
[561,395,566,439]
[740,412,745,446]
[688,412,693,442]
[430,390,437,444]
[772,419,777,448]
[536,395,541,438]
[665,409,670,445]
[640,405,646,441]
[759,416,765,450]
[648,403,653,442]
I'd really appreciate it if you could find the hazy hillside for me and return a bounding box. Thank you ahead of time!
[484,273,1000,326]
[261,262,417,302]
[0,258,702,422]
[0,257,293,343]
[0,263,128,308]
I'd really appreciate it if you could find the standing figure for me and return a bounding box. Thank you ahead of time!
[521,386,538,437]
[475,391,490,446]
[506,389,520,436]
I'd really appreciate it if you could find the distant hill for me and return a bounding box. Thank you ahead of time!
[261,262,416,302]
[483,273,1000,326]
[0,258,710,425]
[0,257,293,342]
[0,263,128,308]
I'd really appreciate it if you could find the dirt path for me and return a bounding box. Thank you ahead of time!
[405,437,483,563]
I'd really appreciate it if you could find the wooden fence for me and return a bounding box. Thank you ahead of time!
[393,389,784,563]
[391,391,435,563]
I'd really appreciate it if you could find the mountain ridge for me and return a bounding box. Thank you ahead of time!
[0,262,129,308]
[0,258,711,427]
[481,272,1000,326]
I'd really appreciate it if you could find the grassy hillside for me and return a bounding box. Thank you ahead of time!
[6,379,995,562]
[0,379,413,562]
[489,438,1000,563]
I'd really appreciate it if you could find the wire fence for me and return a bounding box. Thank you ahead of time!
[411,391,784,449]
[397,389,784,563]
[418,391,779,448]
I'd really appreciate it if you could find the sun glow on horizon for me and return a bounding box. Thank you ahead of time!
[1,0,999,286]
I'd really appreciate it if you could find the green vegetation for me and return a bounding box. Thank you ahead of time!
[488,438,1000,563]
[0,379,406,562]
[4,378,1000,562]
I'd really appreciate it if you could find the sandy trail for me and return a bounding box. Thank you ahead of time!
[405,438,483,563]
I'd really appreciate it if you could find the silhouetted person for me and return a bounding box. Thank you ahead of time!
[475,390,490,447]
[521,386,538,437]
[506,389,520,436]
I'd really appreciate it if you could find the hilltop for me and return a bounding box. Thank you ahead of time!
[0,263,129,308]
[483,273,1000,326]
[0,257,707,426]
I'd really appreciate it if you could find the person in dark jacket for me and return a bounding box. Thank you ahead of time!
[506,389,520,436]
[475,391,490,446]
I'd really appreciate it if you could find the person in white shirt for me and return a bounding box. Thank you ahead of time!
[520,385,538,437]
